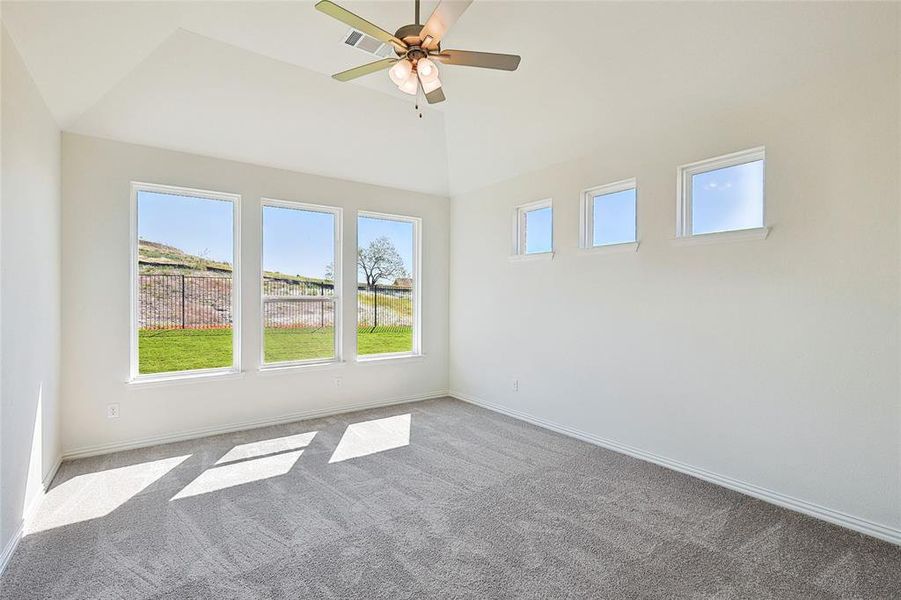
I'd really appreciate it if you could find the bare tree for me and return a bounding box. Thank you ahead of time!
[358,236,407,289]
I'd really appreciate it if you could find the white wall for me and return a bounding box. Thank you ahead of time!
[60,134,449,456]
[0,26,62,559]
[449,9,901,533]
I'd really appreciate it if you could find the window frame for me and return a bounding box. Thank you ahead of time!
[129,181,242,383]
[356,210,422,360]
[259,198,343,370]
[580,178,638,252]
[512,198,554,259]
[676,146,767,240]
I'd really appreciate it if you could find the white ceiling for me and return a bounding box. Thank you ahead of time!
[2,1,889,196]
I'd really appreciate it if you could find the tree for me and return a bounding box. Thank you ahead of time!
[358,236,407,289]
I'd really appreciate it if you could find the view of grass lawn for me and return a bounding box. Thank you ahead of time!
[139,328,233,374]
[139,326,413,373]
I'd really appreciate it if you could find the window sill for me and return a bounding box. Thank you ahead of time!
[579,241,639,255]
[509,251,555,263]
[673,226,769,247]
[127,369,244,388]
[258,360,346,375]
[356,353,424,365]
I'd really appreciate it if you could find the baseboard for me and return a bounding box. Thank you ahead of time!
[0,522,23,576]
[62,390,449,461]
[451,390,901,547]
[42,457,62,492]
[0,455,63,577]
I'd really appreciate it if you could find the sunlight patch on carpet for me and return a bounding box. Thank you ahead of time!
[328,414,411,463]
[27,454,191,534]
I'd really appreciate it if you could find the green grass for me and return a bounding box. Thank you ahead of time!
[139,328,233,374]
[355,327,413,356]
[263,327,335,363]
[138,326,413,374]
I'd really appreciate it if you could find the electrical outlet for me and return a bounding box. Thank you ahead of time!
[107,403,120,419]
[334,377,343,388]
[512,379,519,392]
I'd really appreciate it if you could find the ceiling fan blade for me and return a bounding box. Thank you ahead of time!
[332,58,397,82]
[420,0,473,49]
[433,49,521,71]
[315,1,407,51]
[425,85,446,104]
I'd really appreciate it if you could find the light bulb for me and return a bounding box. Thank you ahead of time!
[388,59,413,86]
[421,77,442,94]
[416,58,438,84]
[398,72,419,95]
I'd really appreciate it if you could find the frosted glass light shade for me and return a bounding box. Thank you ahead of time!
[388,60,413,86]
[398,72,419,95]
[416,58,438,84]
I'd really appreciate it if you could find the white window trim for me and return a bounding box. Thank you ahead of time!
[259,198,343,370]
[512,198,553,258]
[676,146,768,241]
[356,210,422,360]
[580,178,638,252]
[129,181,242,383]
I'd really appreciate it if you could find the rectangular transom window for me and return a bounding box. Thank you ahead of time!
[131,182,240,380]
[513,199,553,256]
[677,147,765,237]
[581,179,637,248]
[261,200,342,367]
[357,212,420,358]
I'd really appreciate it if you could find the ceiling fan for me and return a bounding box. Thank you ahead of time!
[315,0,521,104]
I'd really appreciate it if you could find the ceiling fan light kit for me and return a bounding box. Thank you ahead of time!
[315,0,521,105]
[398,72,420,95]
[417,58,438,83]
[388,59,413,86]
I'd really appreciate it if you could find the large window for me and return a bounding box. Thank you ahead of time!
[581,179,637,251]
[131,183,240,380]
[513,199,553,257]
[357,212,420,358]
[261,200,341,366]
[677,147,765,238]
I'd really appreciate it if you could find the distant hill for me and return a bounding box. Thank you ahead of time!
[139,239,233,275]
[139,239,331,284]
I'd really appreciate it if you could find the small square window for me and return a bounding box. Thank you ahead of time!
[677,147,765,238]
[513,199,553,256]
[581,179,637,249]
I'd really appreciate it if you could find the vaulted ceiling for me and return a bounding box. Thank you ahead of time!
[2,1,889,196]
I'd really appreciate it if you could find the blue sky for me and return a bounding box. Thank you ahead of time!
[593,188,636,246]
[525,207,552,254]
[138,191,233,262]
[139,192,413,282]
[692,160,764,234]
[263,205,334,278]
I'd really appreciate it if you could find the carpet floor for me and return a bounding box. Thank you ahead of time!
[1,397,898,599]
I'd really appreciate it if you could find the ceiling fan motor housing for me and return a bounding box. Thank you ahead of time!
[394,24,438,59]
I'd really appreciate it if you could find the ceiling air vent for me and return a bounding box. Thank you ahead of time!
[342,28,396,59]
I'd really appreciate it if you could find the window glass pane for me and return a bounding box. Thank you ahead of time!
[525,206,552,254]
[357,215,415,355]
[691,160,764,235]
[593,189,636,246]
[137,191,234,374]
[262,205,336,364]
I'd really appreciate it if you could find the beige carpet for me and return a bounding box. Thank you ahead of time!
[1,397,899,599]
